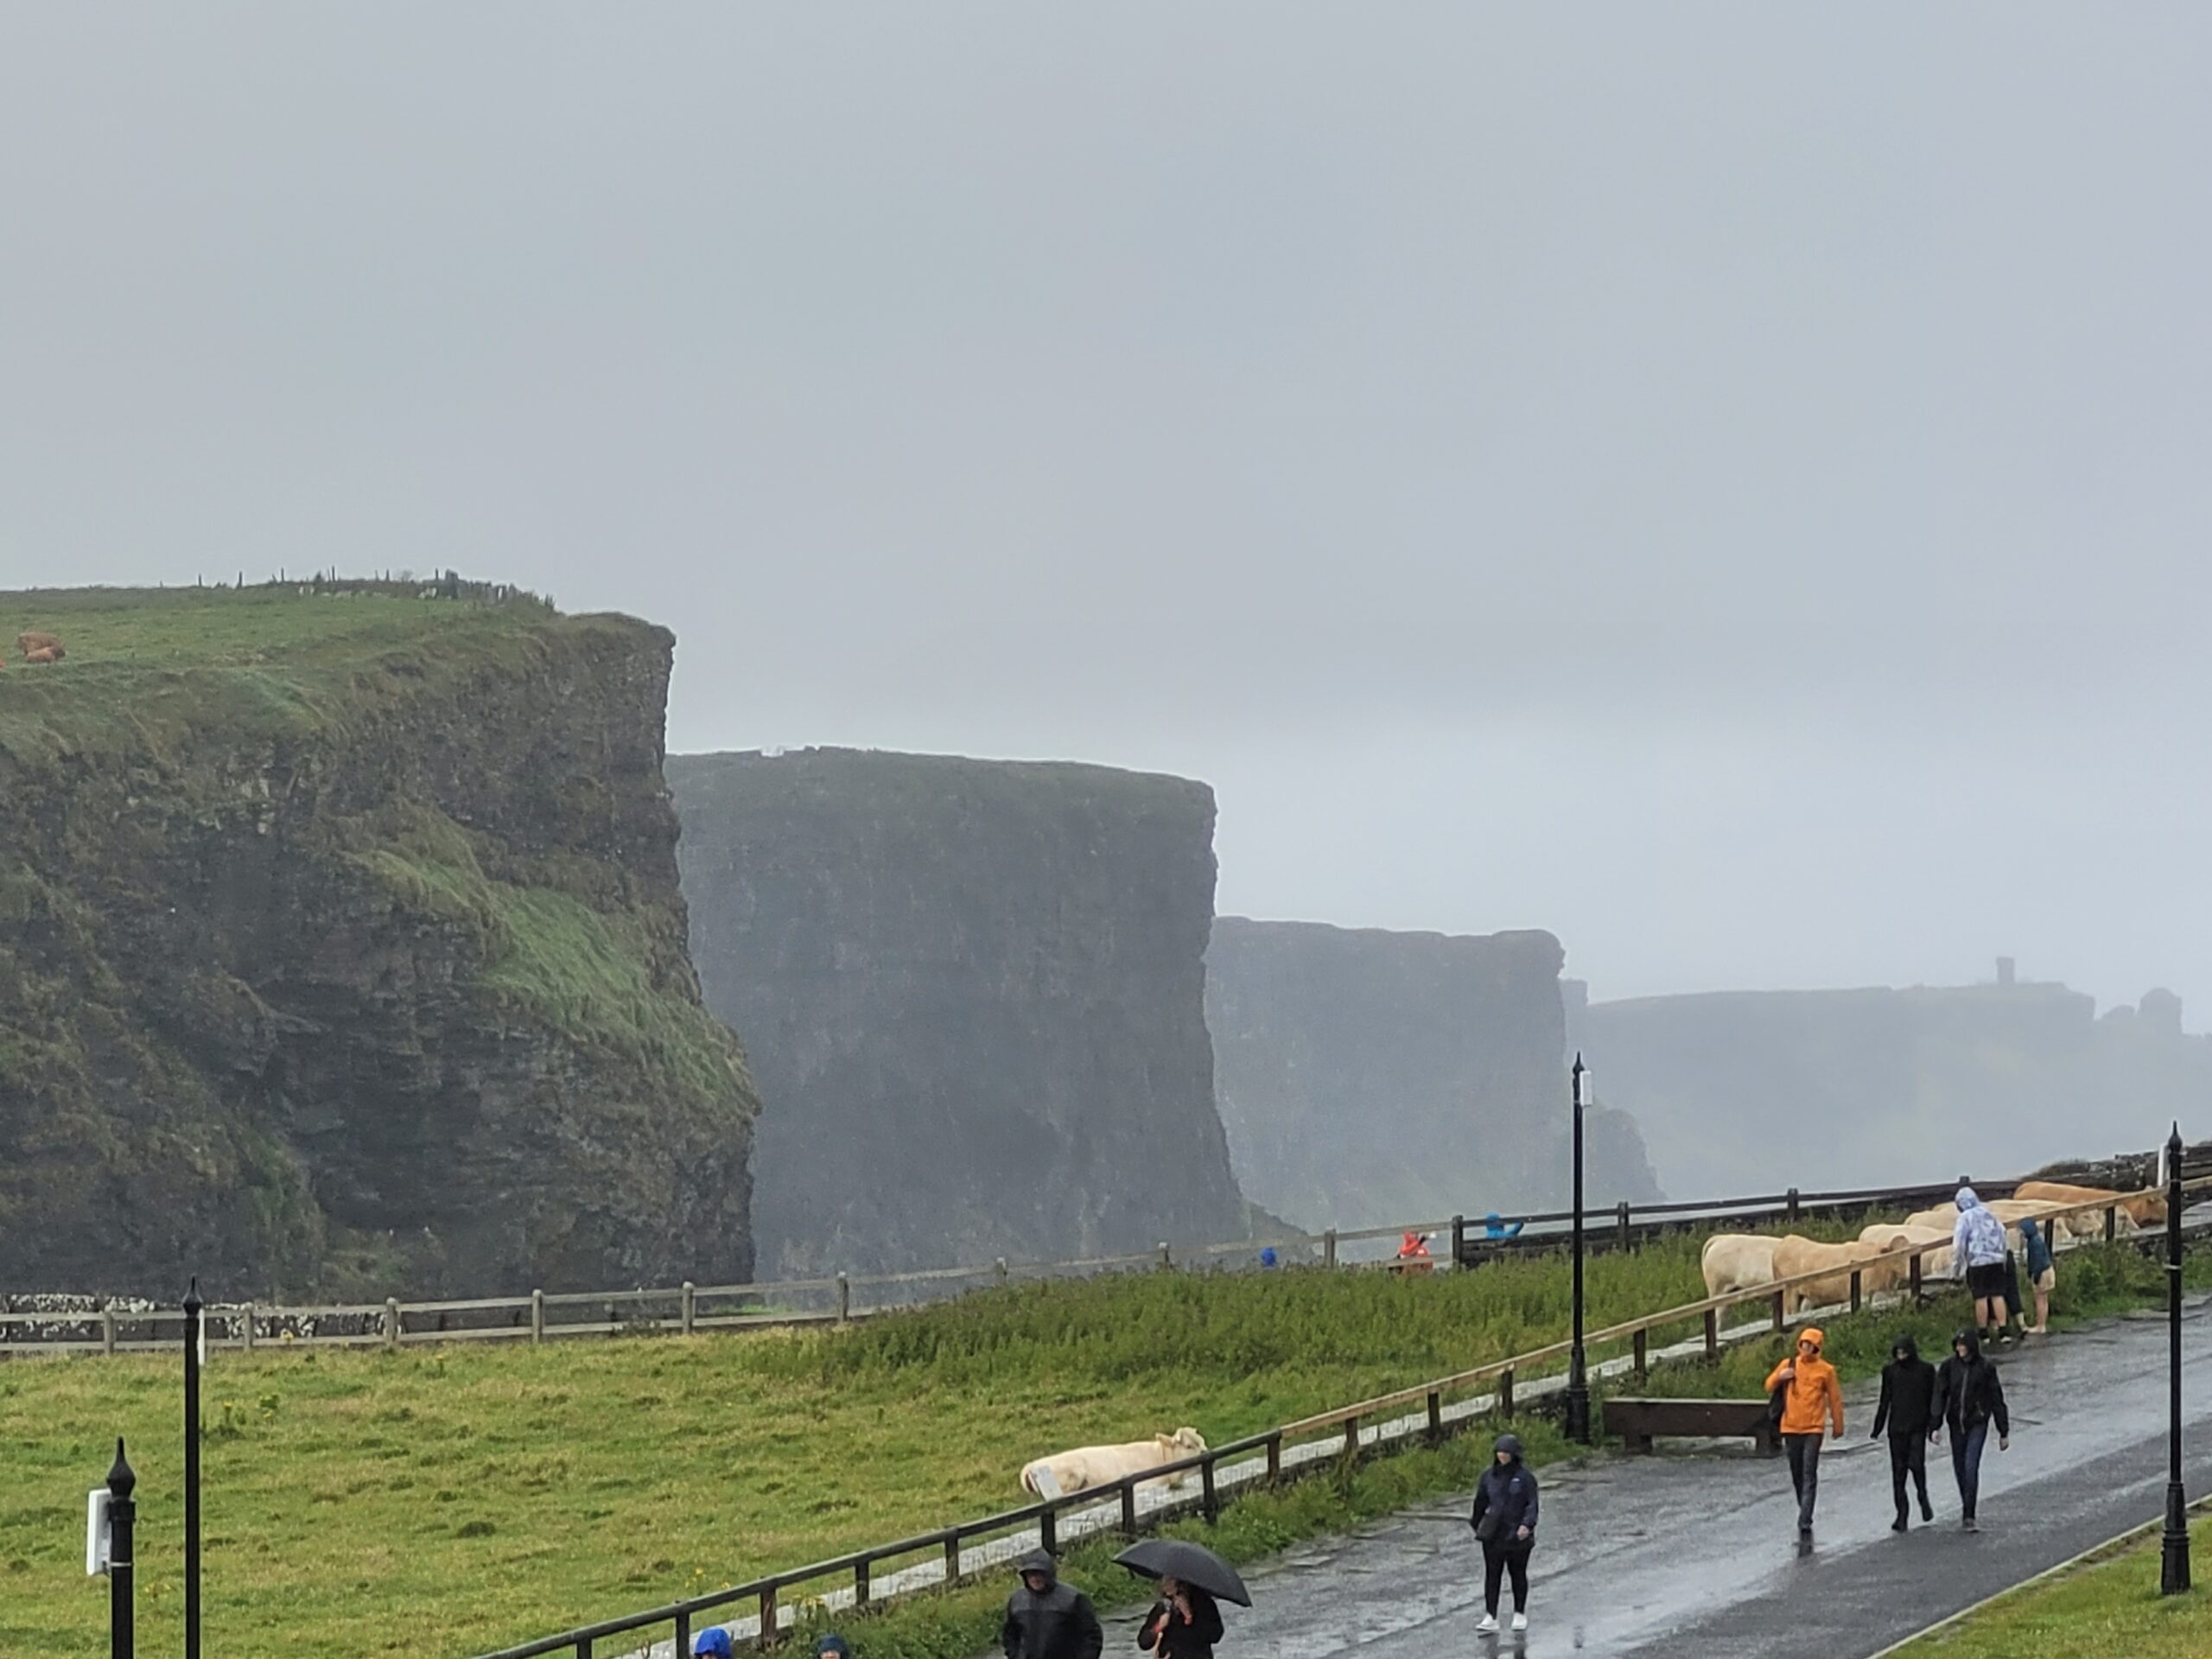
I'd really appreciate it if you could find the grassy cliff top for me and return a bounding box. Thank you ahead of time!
[0,582,652,764]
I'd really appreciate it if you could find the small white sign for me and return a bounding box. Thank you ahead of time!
[86,1491,111,1577]
[1028,1467,1063,1500]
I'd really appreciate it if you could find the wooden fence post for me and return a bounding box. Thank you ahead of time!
[836,1273,851,1325]
[243,1301,257,1353]
[1427,1389,1443,1446]
[1909,1254,1923,1305]
[385,1298,401,1352]
[531,1288,545,1344]
[1787,1187,1801,1222]
[1323,1230,1338,1269]
[102,1304,118,1357]
[943,1532,961,1586]
[2106,1205,2117,1243]
[855,1556,870,1608]
[1632,1328,1648,1383]
[1617,1201,1632,1249]
[1770,1290,1785,1333]
[1849,1271,1861,1314]
[757,1584,777,1650]
[1452,1214,1466,1268]
[1341,1414,1361,1466]
[1121,1483,1139,1536]
[1498,1369,1515,1418]
[1201,1454,1218,1522]
[1266,1433,1283,1485]
[681,1282,696,1336]
[1039,1503,1058,1556]
[1703,1308,1719,1361]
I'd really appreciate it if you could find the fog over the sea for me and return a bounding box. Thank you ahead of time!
[3,5,2206,1016]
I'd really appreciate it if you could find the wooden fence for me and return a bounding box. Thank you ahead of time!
[7,1142,2203,1360]
[464,1175,2212,1659]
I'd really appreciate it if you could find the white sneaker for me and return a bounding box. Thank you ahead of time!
[1475,1613,1498,1634]
[1511,1612,1529,1632]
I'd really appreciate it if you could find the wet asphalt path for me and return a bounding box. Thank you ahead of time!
[1131,1295,2212,1658]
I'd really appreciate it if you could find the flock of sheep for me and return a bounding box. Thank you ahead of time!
[1700,1179,2167,1314]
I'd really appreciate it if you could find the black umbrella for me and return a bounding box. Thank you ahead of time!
[1113,1539,1251,1607]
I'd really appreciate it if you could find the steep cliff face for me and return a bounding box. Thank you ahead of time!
[670,748,1247,1278]
[0,585,757,1298]
[1205,919,1662,1230]
[1580,973,2208,1197]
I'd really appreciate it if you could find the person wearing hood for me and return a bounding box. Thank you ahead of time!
[1138,1574,1224,1658]
[1870,1332,1938,1530]
[1002,1549,1103,1659]
[1467,1432,1539,1634]
[1933,1329,2010,1530]
[1764,1327,1845,1535]
[1483,1213,1525,1243]
[2019,1217,2055,1335]
[1950,1188,2012,1343]
[692,1630,734,1659]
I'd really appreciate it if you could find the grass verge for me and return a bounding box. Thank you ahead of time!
[1889,1511,2212,1655]
[0,1232,2193,1658]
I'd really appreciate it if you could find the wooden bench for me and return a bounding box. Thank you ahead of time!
[1603,1397,1780,1457]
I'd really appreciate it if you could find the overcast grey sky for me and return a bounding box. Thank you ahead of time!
[4,6,2208,1020]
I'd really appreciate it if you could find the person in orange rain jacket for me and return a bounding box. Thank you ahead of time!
[1392,1230,1433,1276]
[1765,1326,1845,1536]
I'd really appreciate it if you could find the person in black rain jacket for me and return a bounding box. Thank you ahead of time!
[1932,1329,2010,1531]
[1870,1332,1938,1529]
[1002,1549,1103,1659]
[1138,1577,1224,1659]
[1467,1433,1540,1634]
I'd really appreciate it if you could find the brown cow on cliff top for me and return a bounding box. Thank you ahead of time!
[17,632,64,661]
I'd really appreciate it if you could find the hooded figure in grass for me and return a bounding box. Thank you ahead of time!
[1001,1548,1103,1659]
[1871,1332,1938,1529]
[1765,1327,1845,1536]
[1467,1433,1540,1634]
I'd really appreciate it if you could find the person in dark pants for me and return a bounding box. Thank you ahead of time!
[1932,1329,2011,1531]
[1138,1576,1224,1658]
[1870,1332,1938,1529]
[1002,1549,1104,1659]
[1467,1432,1539,1634]
[1765,1328,1845,1536]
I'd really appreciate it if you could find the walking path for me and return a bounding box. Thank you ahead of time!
[1156,1292,2212,1658]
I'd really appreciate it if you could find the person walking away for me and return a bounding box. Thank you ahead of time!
[1950,1188,2011,1342]
[1870,1332,1938,1529]
[1138,1575,1224,1658]
[2019,1218,2055,1335]
[1932,1329,2010,1531]
[1467,1432,1540,1633]
[1003,1549,1104,1659]
[1765,1328,1845,1536]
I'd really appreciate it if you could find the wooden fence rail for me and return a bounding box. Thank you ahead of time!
[7,1147,2206,1358]
[463,1175,2212,1659]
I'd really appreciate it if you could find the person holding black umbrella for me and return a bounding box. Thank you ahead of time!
[1138,1576,1224,1658]
[1468,1432,1539,1634]
[1115,1537,1249,1658]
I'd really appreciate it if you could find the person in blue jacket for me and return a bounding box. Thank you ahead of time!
[1467,1433,1539,1634]
[1483,1213,1525,1243]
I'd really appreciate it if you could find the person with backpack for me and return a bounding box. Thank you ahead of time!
[1870,1332,1938,1529]
[1765,1327,1845,1536]
[2019,1217,2056,1335]
[1932,1328,2011,1531]
[1467,1433,1540,1634]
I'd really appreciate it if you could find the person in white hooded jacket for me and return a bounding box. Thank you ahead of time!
[1950,1187,2012,1344]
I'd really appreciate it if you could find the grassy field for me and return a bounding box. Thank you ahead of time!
[0,1234,2193,1658]
[1895,1510,2212,1655]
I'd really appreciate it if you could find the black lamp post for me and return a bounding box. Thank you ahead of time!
[2161,1122,2190,1595]
[183,1278,203,1659]
[1565,1054,1592,1444]
[107,1438,136,1659]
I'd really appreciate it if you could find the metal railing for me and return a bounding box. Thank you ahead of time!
[466,1175,2211,1658]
